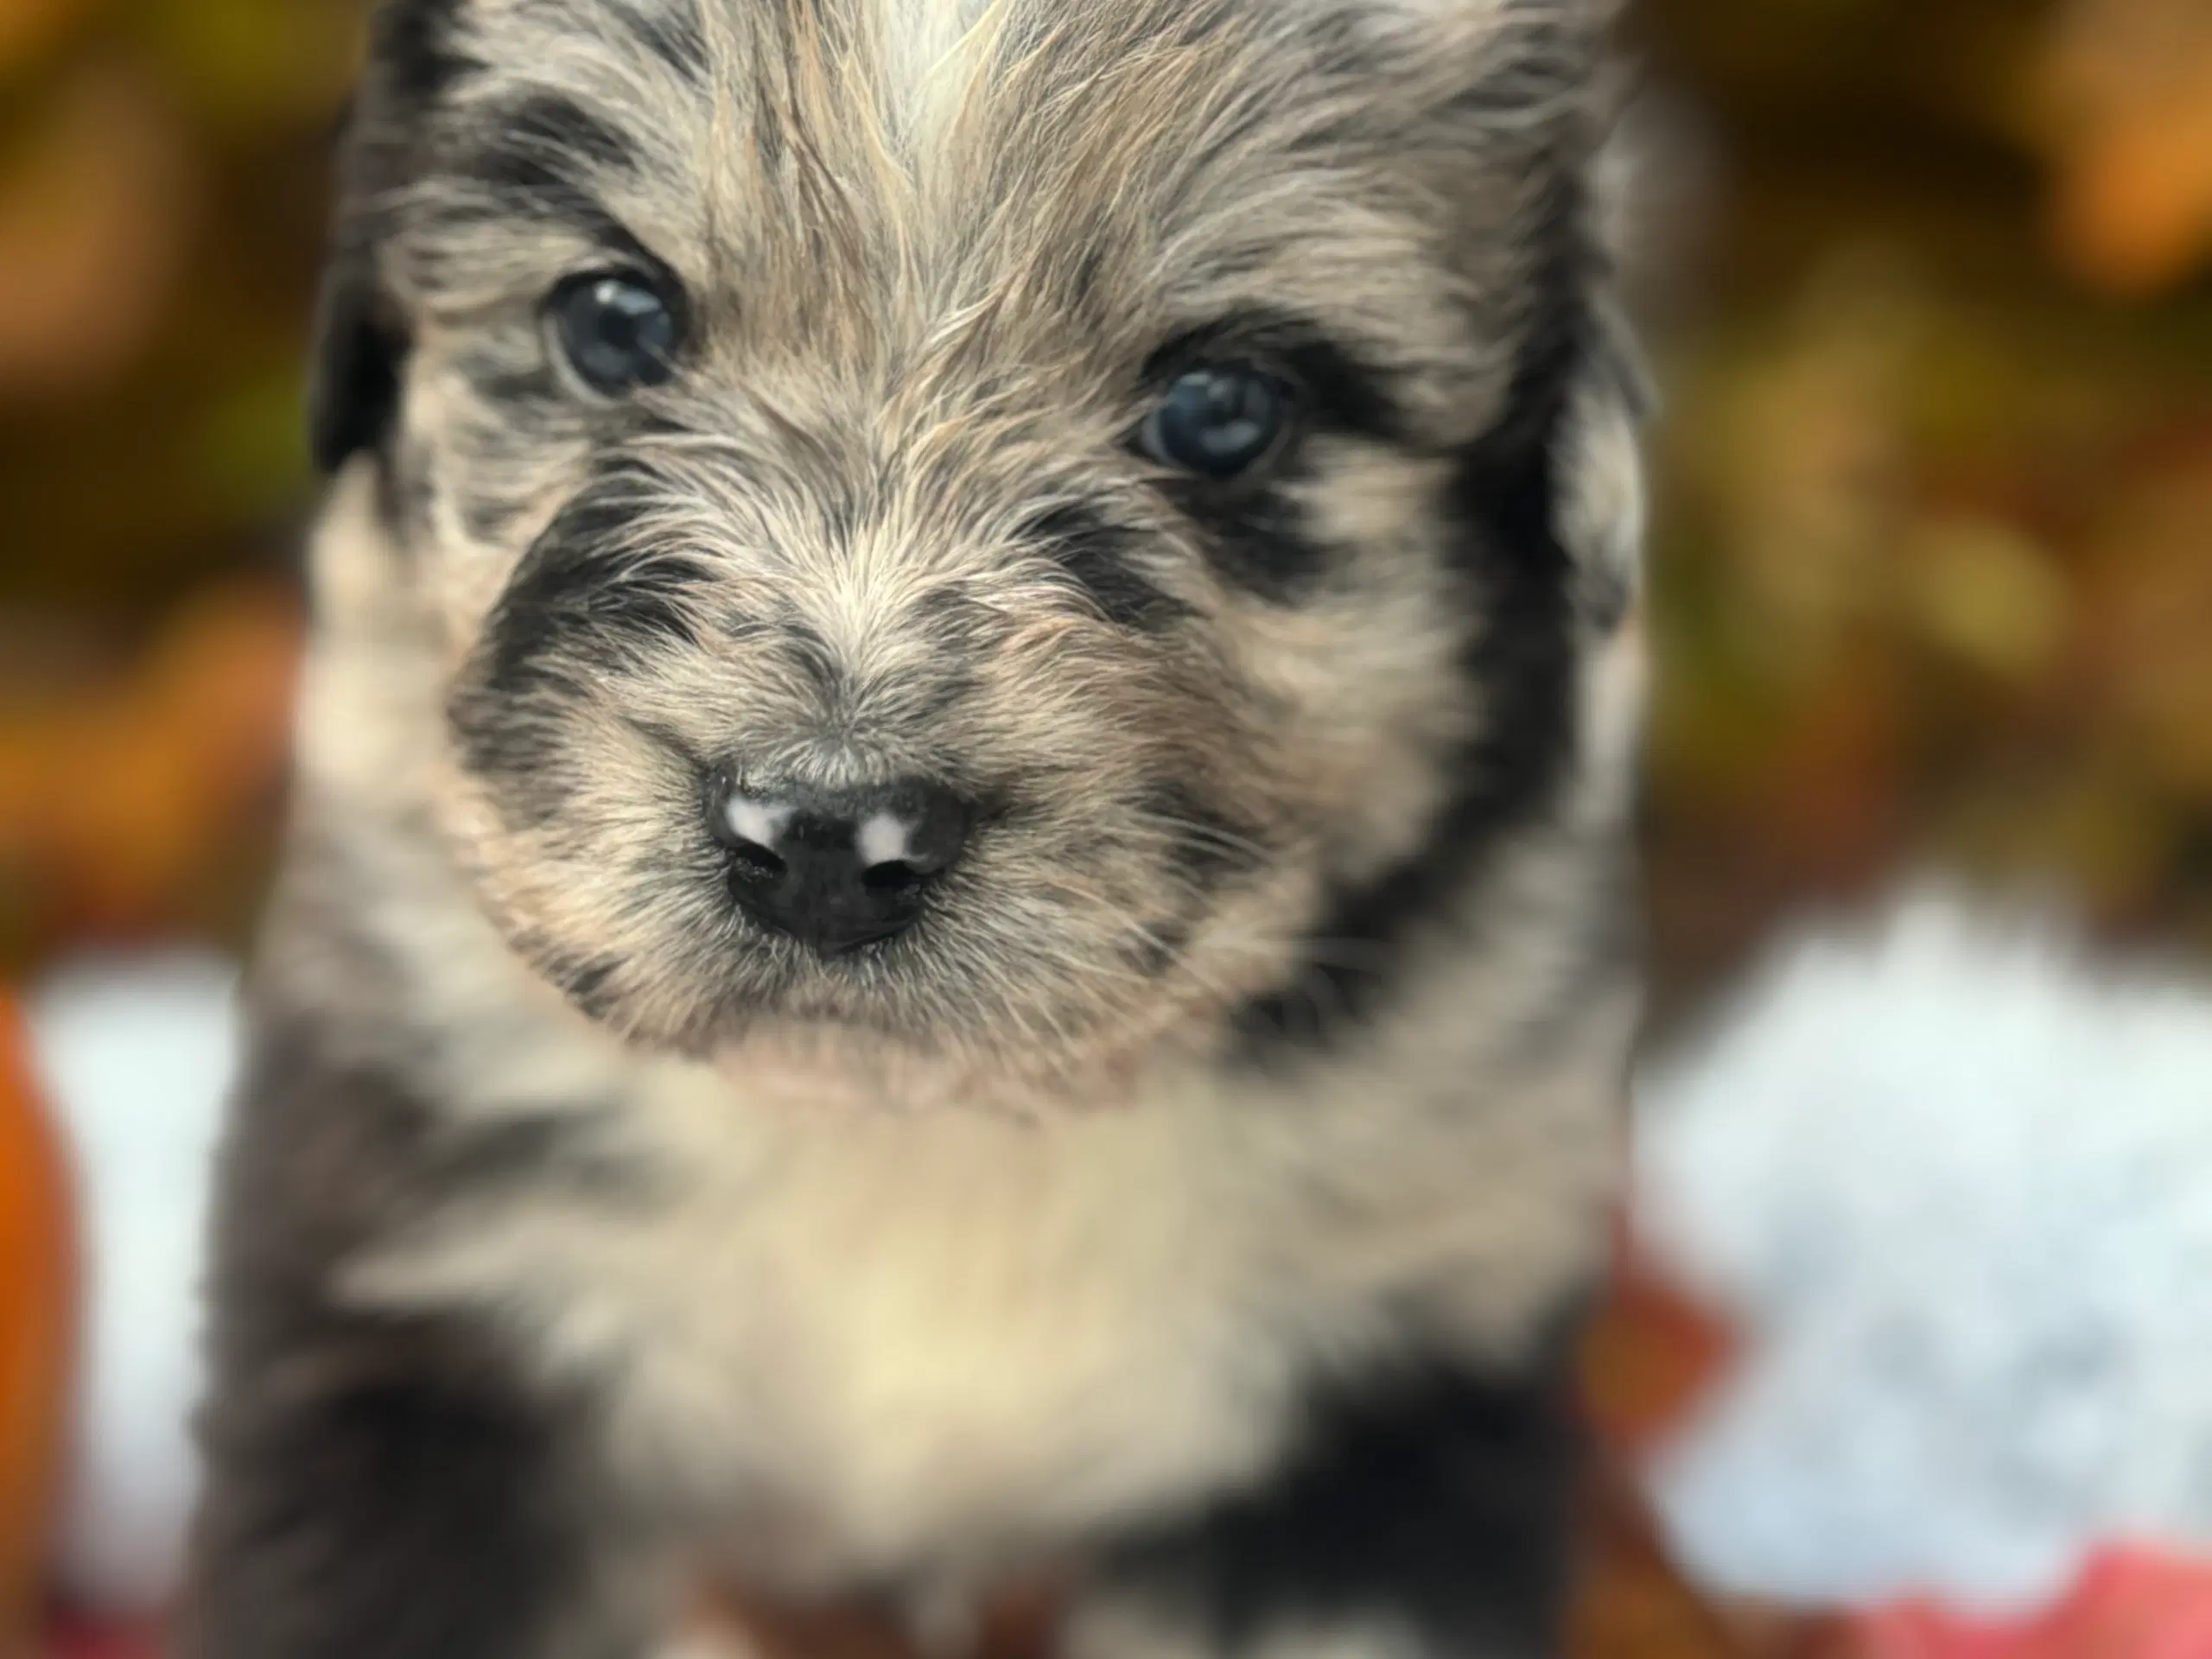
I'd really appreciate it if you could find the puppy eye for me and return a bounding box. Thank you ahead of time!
[546,272,683,395]
[1140,367,1292,480]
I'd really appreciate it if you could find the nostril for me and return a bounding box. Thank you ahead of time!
[729,840,787,880]
[860,861,926,894]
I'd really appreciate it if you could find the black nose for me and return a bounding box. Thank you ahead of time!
[709,778,973,957]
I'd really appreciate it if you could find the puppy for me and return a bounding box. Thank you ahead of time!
[181,2,1651,1656]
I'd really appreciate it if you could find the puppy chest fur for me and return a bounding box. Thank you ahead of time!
[321,726,1637,1591]
[187,0,1651,1654]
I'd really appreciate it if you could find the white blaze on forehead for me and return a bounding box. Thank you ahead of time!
[725,796,795,849]
[873,0,1006,152]
[856,810,914,868]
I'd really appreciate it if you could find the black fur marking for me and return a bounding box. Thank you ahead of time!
[616,0,709,81]
[307,0,482,472]
[1026,505,1192,632]
[1160,474,1332,601]
[462,93,641,194]
[429,186,650,272]
[184,1007,645,1659]
[601,0,703,81]
[1115,785,1268,980]
[308,266,408,474]
[620,715,711,774]
[346,0,480,214]
[453,470,711,788]
[1142,310,1406,447]
[1235,177,1591,1052]
[1099,1322,1588,1659]
[479,476,710,700]
[446,686,585,804]
[752,100,786,172]
[429,99,668,275]
[185,1375,626,1659]
[372,0,476,112]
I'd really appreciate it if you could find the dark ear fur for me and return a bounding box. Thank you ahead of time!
[308,244,409,475]
[307,0,474,473]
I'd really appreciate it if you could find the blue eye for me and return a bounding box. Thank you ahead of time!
[547,272,682,394]
[1141,367,1292,479]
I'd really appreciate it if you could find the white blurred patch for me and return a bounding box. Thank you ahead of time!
[1633,887,2212,1615]
[28,951,239,1616]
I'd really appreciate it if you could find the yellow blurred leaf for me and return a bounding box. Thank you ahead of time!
[1682,252,1926,674]
[1902,517,2069,685]
[145,0,361,127]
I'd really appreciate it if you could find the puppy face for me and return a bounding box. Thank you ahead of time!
[315,0,1643,1072]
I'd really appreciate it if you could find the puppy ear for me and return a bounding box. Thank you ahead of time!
[305,0,466,476]
[1553,321,1648,632]
[307,235,408,475]
[1548,73,1679,630]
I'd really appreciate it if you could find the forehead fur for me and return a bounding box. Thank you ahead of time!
[359,0,1610,432]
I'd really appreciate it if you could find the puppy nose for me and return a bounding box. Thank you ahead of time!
[709,778,973,957]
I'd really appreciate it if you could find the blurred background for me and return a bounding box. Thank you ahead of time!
[0,0,2209,1656]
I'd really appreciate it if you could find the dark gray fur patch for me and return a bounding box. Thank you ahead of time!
[185,1001,648,1659]
[461,92,642,189]
[476,474,711,700]
[776,614,844,695]
[1140,784,1268,891]
[1235,168,1593,1052]
[1093,1301,1592,1659]
[1024,504,1193,632]
[613,0,709,82]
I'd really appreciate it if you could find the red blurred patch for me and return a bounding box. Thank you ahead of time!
[1849,1548,2212,1659]
[45,1614,160,1659]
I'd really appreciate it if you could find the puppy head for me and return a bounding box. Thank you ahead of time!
[314,0,1647,1074]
